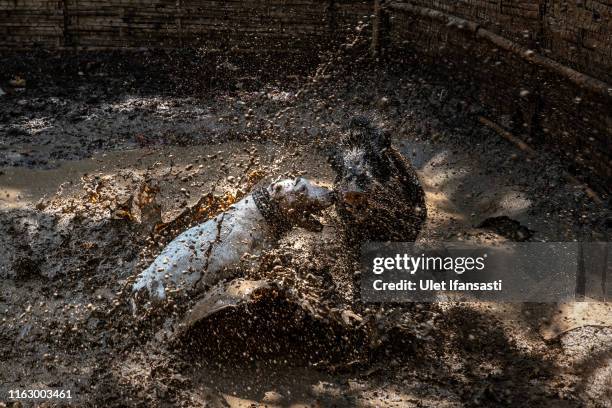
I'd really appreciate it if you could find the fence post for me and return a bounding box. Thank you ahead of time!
[176,0,183,47]
[61,0,71,47]
[370,0,381,57]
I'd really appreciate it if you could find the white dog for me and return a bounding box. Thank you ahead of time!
[132,178,335,301]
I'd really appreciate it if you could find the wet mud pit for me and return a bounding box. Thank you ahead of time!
[1,50,611,407]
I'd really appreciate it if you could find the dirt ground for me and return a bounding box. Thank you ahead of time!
[0,46,611,407]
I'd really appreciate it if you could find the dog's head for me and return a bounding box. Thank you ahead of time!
[267,177,335,231]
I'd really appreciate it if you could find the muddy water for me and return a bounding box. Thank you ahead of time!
[1,130,601,267]
[0,142,335,214]
[0,140,342,407]
[0,135,583,241]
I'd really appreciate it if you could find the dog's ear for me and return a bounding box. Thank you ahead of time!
[269,181,284,198]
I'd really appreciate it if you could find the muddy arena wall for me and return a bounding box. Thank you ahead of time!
[385,1,611,186]
[1,0,611,185]
[0,0,373,49]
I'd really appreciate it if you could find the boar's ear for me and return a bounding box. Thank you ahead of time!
[349,115,371,130]
[372,128,391,150]
[345,116,373,148]
[327,148,344,174]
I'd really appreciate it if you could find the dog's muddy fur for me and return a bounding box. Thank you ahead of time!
[0,45,610,407]
[132,177,334,301]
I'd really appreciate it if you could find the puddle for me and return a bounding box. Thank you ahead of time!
[0,142,335,213]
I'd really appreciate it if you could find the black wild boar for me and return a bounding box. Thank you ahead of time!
[330,116,426,243]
